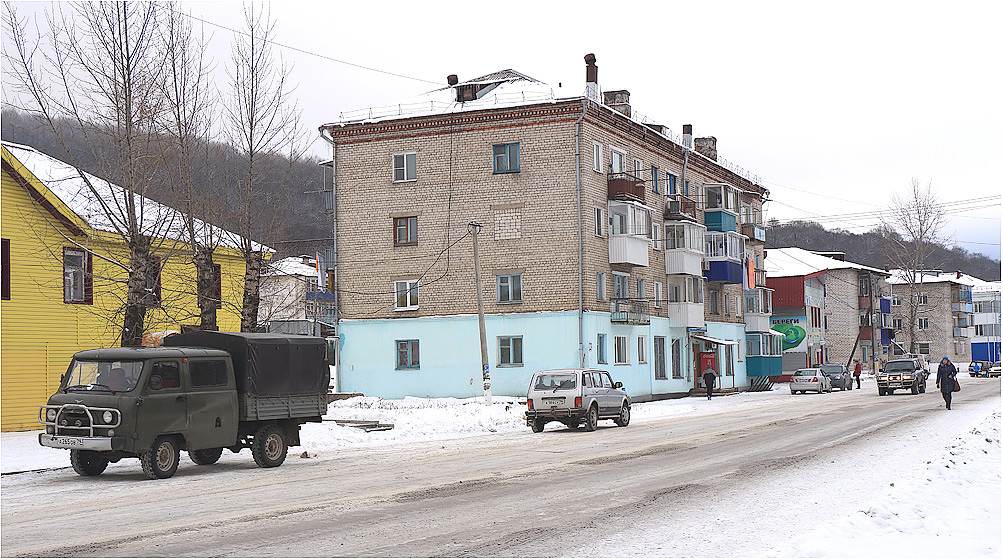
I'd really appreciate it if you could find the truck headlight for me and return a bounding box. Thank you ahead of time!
[877,376,886,381]
[102,411,114,424]
[46,408,56,421]
[903,375,912,380]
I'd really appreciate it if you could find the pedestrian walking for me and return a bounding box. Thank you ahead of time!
[702,365,717,400]
[853,360,862,389]
[936,357,958,410]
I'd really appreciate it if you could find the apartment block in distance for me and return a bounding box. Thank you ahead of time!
[319,54,779,401]
[887,270,981,364]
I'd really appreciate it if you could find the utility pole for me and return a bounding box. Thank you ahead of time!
[469,222,492,404]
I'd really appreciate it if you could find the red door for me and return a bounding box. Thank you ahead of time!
[698,352,717,388]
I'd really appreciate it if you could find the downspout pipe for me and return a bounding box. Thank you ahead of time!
[318,125,339,391]
[575,99,587,368]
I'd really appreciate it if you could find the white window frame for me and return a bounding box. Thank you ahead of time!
[594,207,604,237]
[593,141,603,173]
[614,335,629,365]
[637,336,647,364]
[613,272,629,299]
[637,278,645,300]
[498,336,523,367]
[394,279,419,310]
[918,317,929,330]
[653,281,662,308]
[393,152,417,182]
[64,248,87,303]
[610,148,626,174]
[497,274,522,304]
[596,271,606,302]
[633,158,643,179]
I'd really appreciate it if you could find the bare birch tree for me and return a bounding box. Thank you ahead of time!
[224,3,307,332]
[4,2,175,346]
[881,178,947,353]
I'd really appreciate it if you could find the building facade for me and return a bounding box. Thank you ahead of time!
[1,143,256,431]
[258,255,336,336]
[888,270,978,365]
[971,282,1001,363]
[319,57,780,401]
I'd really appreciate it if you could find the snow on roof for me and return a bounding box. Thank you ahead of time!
[2,141,271,253]
[263,256,318,278]
[765,247,886,278]
[886,269,992,287]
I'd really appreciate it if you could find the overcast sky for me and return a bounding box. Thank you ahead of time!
[5,0,1002,260]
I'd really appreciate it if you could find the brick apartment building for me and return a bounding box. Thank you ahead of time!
[766,248,893,372]
[318,55,780,401]
[887,270,977,364]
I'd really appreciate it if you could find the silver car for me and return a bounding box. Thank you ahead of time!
[818,364,853,391]
[790,368,832,394]
[525,369,630,432]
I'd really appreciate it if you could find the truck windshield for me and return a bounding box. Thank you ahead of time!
[64,360,144,392]
[534,374,576,390]
[884,361,915,372]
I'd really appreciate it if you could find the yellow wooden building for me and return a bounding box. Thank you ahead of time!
[1,142,265,431]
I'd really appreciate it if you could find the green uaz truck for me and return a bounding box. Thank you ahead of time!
[39,332,329,479]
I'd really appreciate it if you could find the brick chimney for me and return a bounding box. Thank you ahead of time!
[447,74,459,86]
[682,124,693,149]
[603,90,631,118]
[694,136,718,161]
[584,53,599,102]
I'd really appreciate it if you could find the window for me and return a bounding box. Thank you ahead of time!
[396,339,420,369]
[633,158,643,178]
[918,292,928,305]
[149,361,180,390]
[653,281,662,308]
[893,317,903,330]
[684,179,690,196]
[652,224,660,248]
[637,279,645,300]
[593,142,603,172]
[918,317,929,330]
[651,165,660,193]
[63,247,91,304]
[597,334,607,364]
[709,290,720,314]
[393,153,417,182]
[1,238,9,300]
[190,360,228,388]
[497,274,522,303]
[613,273,628,299]
[671,339,683,378]
[724,294,730,315]
[498,336,523,366]
[735,295,742,317]
[638,336,647,363]
[394,216,418,246]
[723,345,734,376]
[918,342,931,355]
[611,149,626,173]
[145,255,162,308]
[395,280,419,310]
[667,173,677,195]
[614,335,629,364]
[858,275,870,296]
[493,143,520,173]
[891,294,901,306]
[596,272,606,301]
[594,207,604,237]
[654,336,667,380]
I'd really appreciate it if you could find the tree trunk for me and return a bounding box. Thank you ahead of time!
[195,247,218,331]
[122,242,151,347]
[241,251,263,332]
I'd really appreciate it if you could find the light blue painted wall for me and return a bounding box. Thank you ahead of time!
[705,321,750,389]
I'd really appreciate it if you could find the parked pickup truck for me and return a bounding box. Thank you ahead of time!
[39,332,329,479]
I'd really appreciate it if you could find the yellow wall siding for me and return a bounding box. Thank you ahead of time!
[1,166,249,431]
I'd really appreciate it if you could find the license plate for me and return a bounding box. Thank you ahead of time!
[544,398,564,404]
[55,437,83,447]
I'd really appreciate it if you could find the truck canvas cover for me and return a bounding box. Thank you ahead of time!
[165,332,327,397]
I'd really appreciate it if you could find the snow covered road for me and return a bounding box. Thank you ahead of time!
[1,377,999,557]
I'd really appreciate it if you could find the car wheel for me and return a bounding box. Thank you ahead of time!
[791,389,797,395]
[189,447,223,465]
[614,402,630,427]
[584,405,599,432]
[251,424,288,468]
[531,419,546,433]
[70,450,109,476]
[141,436,180,479]
[878,388,886,396]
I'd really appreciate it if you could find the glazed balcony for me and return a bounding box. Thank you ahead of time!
[665,249,703,276]
[607,172,645,202]
[667,302,704,328]
[611,299,650,325]
[745,312,772,333]
[755,268,767,287]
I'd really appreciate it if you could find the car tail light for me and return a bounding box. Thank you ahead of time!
[813,377,818,382]
[575,396,582,408]
[527,399,534,410]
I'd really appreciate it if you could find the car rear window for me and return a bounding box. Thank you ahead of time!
[885,361,916,372]
[819,366,842,374]
[534,374,576,390]
[794,369,816,376]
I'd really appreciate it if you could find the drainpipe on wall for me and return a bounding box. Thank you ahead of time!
[318,125,339,392]
[575,98,587,368]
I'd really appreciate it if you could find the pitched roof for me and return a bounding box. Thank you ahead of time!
[2,141,271,253]
[886,269,992,287]
[263,256,319,278]
[765,247,886,278]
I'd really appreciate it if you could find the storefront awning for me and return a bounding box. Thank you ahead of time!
[692,334,740,346]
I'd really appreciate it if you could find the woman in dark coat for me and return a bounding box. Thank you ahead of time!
[936,357,958,410]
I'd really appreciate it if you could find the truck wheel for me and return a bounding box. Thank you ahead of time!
[141,436,180,479]
[531,419,546,433]
[911,382,919,395]
[878,388,886,396]
[252,425,287,468]
[614,403,630,427]
[584,405,599,432]
[189,447,223,465]
[70,450,108,476]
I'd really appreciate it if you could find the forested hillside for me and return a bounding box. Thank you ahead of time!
[766,219,1000,281]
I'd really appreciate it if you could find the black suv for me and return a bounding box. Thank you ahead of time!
[877,358,928,395]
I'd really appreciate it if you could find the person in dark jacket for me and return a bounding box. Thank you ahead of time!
[936,357,958,410]
[853,360,862,389]
[702,365,717,400]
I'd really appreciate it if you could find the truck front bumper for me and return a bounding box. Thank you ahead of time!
[39,434,125,451]
[878,378,916,389]
[526,407,585,424]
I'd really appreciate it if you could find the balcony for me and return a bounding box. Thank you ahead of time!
[609,235,649,267]
[704,209,738,233]
[881,328,894,345]
[705,260,744,284]
[665,194,698,222]
[667,302,704,328]
[611,299,650,325]
[954,327,969,338]
[755,268,767,287]
[952,302,973,313]
[665,249,703,276]
[745,312,771,333]
[741,223,766,242]
[608,172,644,202]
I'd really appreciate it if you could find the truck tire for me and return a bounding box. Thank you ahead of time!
[189,447,223,465]
[531,419,546,433]
[141,436,180,479]
[614,402,630,427]
[911,381,919,395]
[583,405,599,432]
[878,387,886,396]
[252,424,287,468]
[70,450,108,476]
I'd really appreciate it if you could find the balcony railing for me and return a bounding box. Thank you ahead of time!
[755,268,767,287]
[611,299,650,325]
[665,194,698,221]
[742,223,767,242]
[954,327,969,338]
[608,172,644,202]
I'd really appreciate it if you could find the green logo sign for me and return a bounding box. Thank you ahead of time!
[771,323,807,351]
